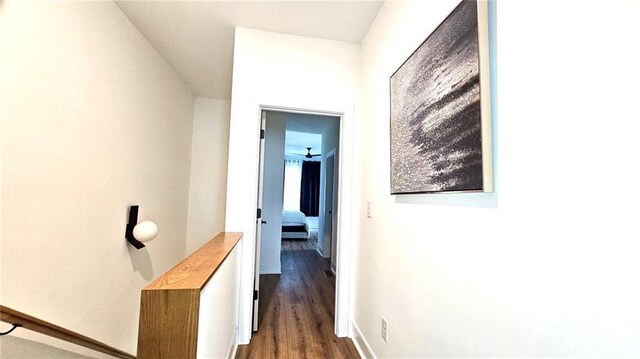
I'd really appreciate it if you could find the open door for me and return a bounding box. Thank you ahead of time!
[252,110,267,332]
[324,153,338,272]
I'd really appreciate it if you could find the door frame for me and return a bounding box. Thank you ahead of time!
[252,104,354,338]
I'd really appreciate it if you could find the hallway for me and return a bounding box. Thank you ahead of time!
[236,245,359,358]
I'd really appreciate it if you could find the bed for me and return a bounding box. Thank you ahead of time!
[281,210,309,240]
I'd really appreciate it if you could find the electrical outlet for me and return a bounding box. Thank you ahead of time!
[381,317,388,342]
[367,202,372,218]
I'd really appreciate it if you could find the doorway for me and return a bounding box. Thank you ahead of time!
[228,103,355,344]
[253,109,340,334]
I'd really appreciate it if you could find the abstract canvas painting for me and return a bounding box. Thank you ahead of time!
[390,0,492,194]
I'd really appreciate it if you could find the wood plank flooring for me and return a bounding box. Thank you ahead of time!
[281,232,317,251]
[236,248,359,359]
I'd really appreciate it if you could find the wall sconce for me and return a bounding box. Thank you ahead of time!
[125,205,158,249]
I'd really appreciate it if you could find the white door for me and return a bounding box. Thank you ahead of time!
[328,154,339,272]
[324,154,335,263]
[253,110,267,331]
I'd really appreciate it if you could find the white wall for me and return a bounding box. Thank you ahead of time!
[1,334,111,359]
[226,27,359,343]
[0,0,4,309]
[186,97,230,254]
[196,242,241,359]
[260,111,286,274]
[353,0,640,358]
[1,1,194,355]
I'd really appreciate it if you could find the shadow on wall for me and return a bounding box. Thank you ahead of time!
[0,336,98,359]
[127,245,154,281]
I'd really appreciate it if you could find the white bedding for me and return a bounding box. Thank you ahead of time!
[282,210,308,226]
[282,210,309,239]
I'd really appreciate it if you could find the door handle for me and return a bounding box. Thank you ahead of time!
[261,220,267,224]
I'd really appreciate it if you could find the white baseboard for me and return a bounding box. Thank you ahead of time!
[260,264,281,274]
[226,329,238,359]
[352,322,376,359]
[316,245,324,257]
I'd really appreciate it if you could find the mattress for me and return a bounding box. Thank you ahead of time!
[282,210,309,239]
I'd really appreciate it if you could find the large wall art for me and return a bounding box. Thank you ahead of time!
[390,0,493,194]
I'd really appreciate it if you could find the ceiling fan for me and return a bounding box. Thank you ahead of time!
[292,147,321,158]
[305,147,322,158]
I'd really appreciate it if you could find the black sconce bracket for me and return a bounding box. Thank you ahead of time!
[125,205,145,249]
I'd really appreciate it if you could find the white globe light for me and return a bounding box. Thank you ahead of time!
[133,220,158,242]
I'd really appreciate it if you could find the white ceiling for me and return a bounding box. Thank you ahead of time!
[270,111,339,156]
[115,1,384,100]
[285,131,322,157]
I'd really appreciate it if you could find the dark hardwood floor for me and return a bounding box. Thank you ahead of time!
[236,246,359,359]
[281,231,317,251]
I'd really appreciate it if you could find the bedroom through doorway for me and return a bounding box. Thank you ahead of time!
[251,109,341,337]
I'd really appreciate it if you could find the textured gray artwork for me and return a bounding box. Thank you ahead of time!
[390,1,484,194]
